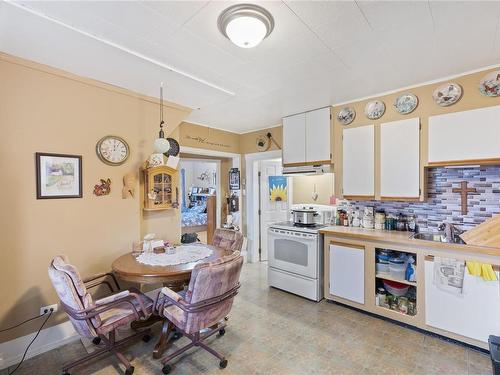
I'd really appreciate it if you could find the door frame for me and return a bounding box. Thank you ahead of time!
[245,150,288,263]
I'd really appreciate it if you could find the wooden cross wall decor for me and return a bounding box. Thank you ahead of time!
[452,181,476,215]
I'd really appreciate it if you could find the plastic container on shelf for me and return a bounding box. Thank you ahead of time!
[376,262,390,274]
[389,257,406,280]
[383,280,410,297]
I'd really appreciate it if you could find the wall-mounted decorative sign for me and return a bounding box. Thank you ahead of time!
[394,93,418,114]
[337,107,356,125]
[432,83,462,106]
[364,100,386,120]
[185,135,231,149]
[36,153,82,199]
[229,168,240,190]
[93,178,111,196]
[269,176,287,202]
[479,70,500,97]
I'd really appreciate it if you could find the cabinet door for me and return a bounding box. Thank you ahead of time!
[380,118,420,198]
[306,107,331,163]
[424,260,500,343]
[342,125,375,197]
[282,113,306,165]
[428,105,500,164]
[329,244,365,304]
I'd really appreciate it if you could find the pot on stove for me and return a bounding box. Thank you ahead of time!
[291,208,318,225]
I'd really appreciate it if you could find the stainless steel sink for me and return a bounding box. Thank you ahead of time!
[410,232,465,244]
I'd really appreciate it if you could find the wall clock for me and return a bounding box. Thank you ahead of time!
[96,135,130,166]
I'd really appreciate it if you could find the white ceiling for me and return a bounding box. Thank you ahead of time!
[1,1,500,133]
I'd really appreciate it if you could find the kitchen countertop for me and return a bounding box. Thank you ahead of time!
[320,226,500,257]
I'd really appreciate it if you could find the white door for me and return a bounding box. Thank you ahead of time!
[282,113,306,165]
[259,160,291,261]
[380,118,420,198]
[329,244,365,304]
[342,125,375,197]
[306,107,331,163]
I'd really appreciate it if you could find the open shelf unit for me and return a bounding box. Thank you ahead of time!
[375,247,418,317]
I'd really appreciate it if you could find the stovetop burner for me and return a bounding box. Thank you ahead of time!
[293,222,319,228]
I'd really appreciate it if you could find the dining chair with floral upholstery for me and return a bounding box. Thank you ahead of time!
[48,255,153,375]
[211,228,244,252]
[155,251,243,374]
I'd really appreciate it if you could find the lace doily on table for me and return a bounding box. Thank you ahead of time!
[135,245,213,266]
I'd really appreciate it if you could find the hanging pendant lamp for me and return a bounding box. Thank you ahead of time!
[154,83,171,154]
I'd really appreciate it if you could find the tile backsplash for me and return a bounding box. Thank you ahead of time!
[344,166,500,232]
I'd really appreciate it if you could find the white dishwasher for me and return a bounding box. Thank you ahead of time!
[329,243,365,304]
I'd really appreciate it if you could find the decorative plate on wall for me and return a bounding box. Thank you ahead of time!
[479,70,500,97]
[164,138,180,157]
[364,100,386,120]
[394,93,418,114]
[337,107,356,125]
[432,83,463,107]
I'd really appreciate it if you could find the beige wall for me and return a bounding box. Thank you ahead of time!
[332,67,500,198]
[0,53,190,342]
[292,174,334,205]
[239,125,282,155]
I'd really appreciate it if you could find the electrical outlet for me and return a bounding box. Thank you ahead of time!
[40,304,58,315]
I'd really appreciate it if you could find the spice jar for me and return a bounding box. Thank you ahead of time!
[396,213,407,231]
[376,287,387,307]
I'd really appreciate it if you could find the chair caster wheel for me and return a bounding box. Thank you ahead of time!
[218,328,225,337]
[125,366,134,375]
[172,332,181,340]
[219,359,228,369]
[92,337,101,345]
[162,364,172,374]
[224,316,229,321]
[142,334,151,343]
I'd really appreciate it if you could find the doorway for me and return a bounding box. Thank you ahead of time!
[257,159,291,261]
[179,158,219,244]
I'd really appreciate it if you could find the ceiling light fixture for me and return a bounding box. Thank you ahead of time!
[218,4,274,48]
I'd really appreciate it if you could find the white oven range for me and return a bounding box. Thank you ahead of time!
[267,222,324,301]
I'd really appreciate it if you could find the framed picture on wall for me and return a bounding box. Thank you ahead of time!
[229,168,240,190]
[36,153,82,199]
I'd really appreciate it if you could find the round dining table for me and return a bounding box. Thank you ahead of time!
[111,244,232,359]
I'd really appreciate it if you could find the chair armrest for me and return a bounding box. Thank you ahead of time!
[161,287,183,302]
[95,290,130,306]
[156,287,186,315]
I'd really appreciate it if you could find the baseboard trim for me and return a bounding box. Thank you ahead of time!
[0,320,78,370]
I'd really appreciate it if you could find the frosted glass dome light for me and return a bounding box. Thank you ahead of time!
[154,136,170,154]
[218,4,274,49]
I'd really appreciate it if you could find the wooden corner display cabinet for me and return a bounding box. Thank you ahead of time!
[143,166,178,211]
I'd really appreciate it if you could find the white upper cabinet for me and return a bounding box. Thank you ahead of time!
[428,105,500,164]
[282,107,331,165]
[282,112,306,165]
[305,107,331,163]
[380,118,420,198]
[342,125,375,197]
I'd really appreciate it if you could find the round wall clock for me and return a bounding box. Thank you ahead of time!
[364,100,386,120]
[337,107,356,125]
[394,93,418,114]
[96,135,130,166]
[432,83,462,107]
